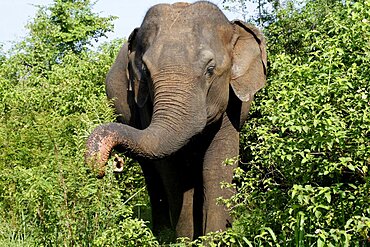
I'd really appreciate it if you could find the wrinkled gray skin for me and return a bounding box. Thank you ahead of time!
[86,1,266,241]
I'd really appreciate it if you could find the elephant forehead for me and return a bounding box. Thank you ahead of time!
[139,2,233,70]
[141,2,229,34]
[142,39,197,72]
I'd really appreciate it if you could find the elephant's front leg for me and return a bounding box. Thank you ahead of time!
[154,159,196,240]
[140,161,173,240]
[201,114,239,235]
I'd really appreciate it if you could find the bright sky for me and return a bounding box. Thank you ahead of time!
[0,0,249,51]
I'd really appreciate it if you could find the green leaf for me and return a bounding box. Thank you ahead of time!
[324,192,331,203]
[242,237,253,247]
[260,227,277,242]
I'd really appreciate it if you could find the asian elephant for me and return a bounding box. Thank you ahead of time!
[85,1,266,241]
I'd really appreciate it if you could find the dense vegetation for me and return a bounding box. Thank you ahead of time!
[0,1,156,246]
[0,0,369,246]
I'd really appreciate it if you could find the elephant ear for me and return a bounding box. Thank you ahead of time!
[105,28,143,125]
[231,20,267,102]
[127,28,149,108]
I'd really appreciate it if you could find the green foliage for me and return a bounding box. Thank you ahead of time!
[14,0,116,72]
[0,1,157,246]
[0,42,157,245]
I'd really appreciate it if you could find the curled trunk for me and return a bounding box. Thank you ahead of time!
[85,75,206,177]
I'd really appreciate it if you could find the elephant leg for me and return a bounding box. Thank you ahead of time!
[140,161,172,238]
[150,159,188,241]
[202,114,239,234]
[176,188,194,239]
[156,157,199,240]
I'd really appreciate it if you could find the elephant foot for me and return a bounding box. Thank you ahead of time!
[157,228,176,244]
[113,154,125,173]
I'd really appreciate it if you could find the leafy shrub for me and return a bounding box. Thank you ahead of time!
[0,39,158,245]
[0,1,157,246]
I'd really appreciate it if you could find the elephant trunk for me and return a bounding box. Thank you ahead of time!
[85,73,206,178]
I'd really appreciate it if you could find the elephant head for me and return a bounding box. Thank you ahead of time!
[85,2,266,177]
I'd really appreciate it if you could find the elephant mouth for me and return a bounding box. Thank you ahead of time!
[113,154,124,173]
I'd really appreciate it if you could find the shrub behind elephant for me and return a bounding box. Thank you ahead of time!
[86,1,266,242]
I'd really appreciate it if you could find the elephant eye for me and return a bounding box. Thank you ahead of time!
[206,65,215,77]
[141,63,147,74]
[140,62,151,79]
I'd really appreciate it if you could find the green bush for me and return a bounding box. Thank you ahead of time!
[0,1,157,246]
[0,41,157,246]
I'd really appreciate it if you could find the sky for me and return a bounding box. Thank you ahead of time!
[0,0,248,51]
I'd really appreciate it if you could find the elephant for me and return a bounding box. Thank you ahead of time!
[85,1,266,242]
